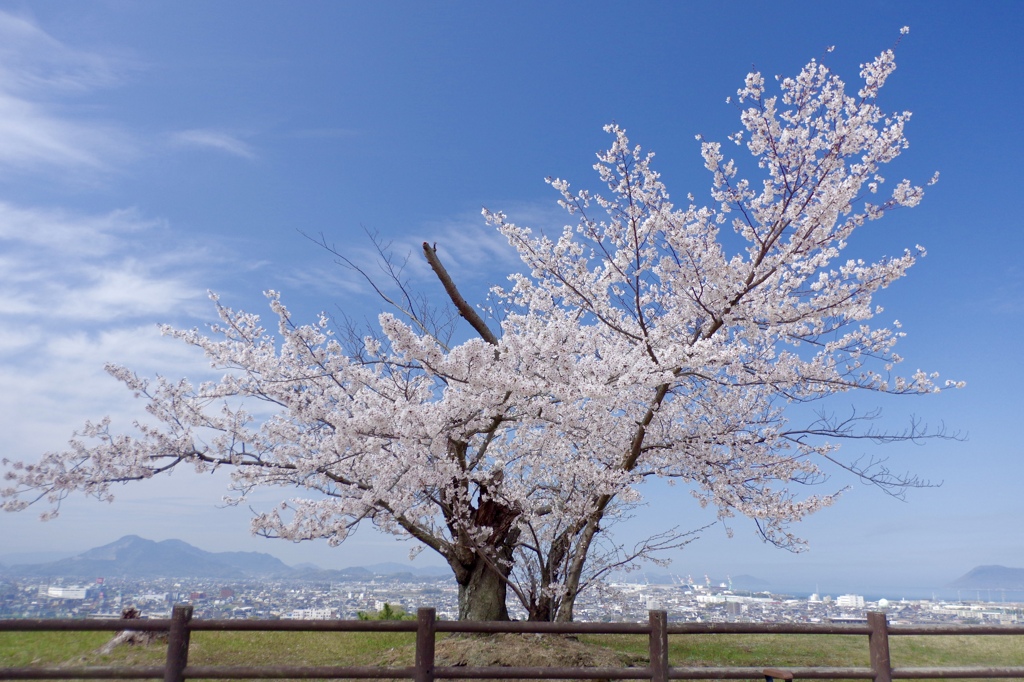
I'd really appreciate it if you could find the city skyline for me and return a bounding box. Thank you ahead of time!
[3,532,1021,607]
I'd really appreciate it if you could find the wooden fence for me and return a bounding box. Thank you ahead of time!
[2,606,1023,681]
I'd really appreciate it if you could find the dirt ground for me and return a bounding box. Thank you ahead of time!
[375,632,647,682]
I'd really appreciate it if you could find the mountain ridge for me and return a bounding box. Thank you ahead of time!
[947,565,1024,590]
[0,535,448,581]
[5,537,1020,591]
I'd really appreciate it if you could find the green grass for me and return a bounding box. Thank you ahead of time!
[582,632,870,667]
[0,631,111,668]
[582,632,1024,669]
[889,634,1024,669]
[185,631,417,668]
[0,630,418,668]
[2,629,1023,679]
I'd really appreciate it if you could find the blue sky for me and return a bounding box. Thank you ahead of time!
[1,1,1022,595]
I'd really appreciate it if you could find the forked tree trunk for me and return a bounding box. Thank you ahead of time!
[456,556,511,621]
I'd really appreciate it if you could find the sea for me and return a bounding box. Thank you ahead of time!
[766,584,1024,604]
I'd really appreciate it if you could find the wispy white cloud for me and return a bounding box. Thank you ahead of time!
[0,93,126,172]
[277,262,373,301]
[0,11,262,177]
[0,202,206,322]
[0,201,228,460]
[0,200,282,555]
[276,202,566,325]
[171,128,257,160]
[0,12,120,94]
[0,10,135,176]
[0,201,225,460]
[387,201,566,286]
[0,325,207,451]
[0,202,152,255]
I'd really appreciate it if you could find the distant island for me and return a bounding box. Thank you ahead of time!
[0,535,448,581]
[948,565,1024,591]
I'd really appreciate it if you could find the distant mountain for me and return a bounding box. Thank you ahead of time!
[5,535,295,579]
[0,535,450,582]
[288,564,448,582]
[289,565,370,581]
[206,549,297,576]
[731,574,771,590]
[362,562,450,578]
[0,550,79,566]
[948,565,1024,590]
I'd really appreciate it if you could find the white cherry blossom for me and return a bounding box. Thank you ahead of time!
[3,32,956,621]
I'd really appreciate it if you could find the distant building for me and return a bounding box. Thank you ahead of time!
[284,608,334,620]
[836,594,865,608]
[45,586,87,600]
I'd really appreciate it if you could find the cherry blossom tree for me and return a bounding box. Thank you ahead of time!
[3,32,959,621]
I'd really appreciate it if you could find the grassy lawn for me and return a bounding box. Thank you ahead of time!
[0,630,419,668]
[888,634,1024,669]
[0,631,112,668]
[582,631,1024,669]
[2,628,1023,679]
[185,630,418,668]
[582,632,870,667]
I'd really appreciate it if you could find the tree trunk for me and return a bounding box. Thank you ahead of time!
[526,596,553,622]
[555,514,602,622]
[456,557,511,621]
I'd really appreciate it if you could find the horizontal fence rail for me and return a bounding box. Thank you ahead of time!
[1,607,1023,681]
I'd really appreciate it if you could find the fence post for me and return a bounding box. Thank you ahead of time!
[165,603,193,682]
[648,610,668,682]
[867,611,892,682]
[415,607,436,682]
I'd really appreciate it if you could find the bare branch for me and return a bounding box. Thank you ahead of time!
[422,241,500,346]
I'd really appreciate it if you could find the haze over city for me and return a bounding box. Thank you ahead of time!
[1,1,1022,595]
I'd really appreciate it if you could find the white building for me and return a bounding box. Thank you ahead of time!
[44,586,87,600]
[284,608,334,620]
[836,594,865,608]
